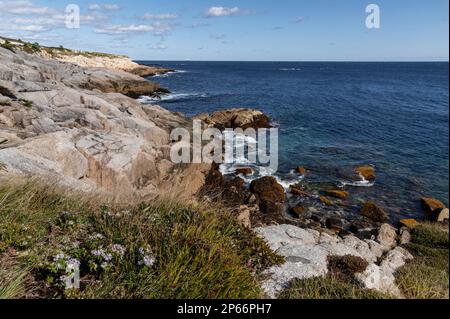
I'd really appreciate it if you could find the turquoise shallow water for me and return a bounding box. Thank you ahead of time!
[138,61,449,221]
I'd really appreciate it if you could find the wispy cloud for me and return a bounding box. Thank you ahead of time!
[0,0,53,15]
[149,43,168,50]
[209,33,226,40]
[88,3,120,11]
[205,6,240,18]
[186,22,210,29]
[142,12,178,20]
[294,16,305,23]
[94,23,171,36]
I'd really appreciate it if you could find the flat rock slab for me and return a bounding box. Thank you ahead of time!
[255,224,412,298]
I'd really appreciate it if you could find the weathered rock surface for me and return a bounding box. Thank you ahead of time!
[255,224,411,298]
[376,224,397,249]
[399,218,419,229]
[356,165,376,181]
[324,189,349,199]
[361,200,388,223]
[355,247,413,297]
[421,197,448,222]
[194,108,271,130]
[0,46,207,200]
[249,176,286,216]
[39,48,173,77]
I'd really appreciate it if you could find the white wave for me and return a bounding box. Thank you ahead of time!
[339,174,375,187]
[279,68,302,71]
[152,70,188,78]
[138,92,206,103]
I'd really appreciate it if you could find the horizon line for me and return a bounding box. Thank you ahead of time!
[134,59,449,63]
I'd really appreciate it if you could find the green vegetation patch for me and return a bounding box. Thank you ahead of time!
[19,99,33,109]
[278,276,389,299]
[0,99,11,106]
[396,223,449,299]
[0,40,16,53]
[0,180,282,299]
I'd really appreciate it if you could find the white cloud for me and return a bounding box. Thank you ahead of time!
[149,43,168,50]
[88,3,120,11]
[88,4,101,10]
[103,4,120,11]
[0,0,53,15]
[94,23,171,36]
[0,1,108,36]
[294,16,305,23]
[205,6,240,17]
[142,13,178,20]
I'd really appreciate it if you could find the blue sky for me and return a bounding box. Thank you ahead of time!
[0,0,448,61]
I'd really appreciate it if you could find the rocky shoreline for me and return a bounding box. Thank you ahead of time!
[0,41,206,201]
[1,40,448,299]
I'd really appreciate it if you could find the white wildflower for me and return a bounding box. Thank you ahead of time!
[111,244,125,258]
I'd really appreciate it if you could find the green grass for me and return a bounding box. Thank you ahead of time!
[0,180,282,299]
[19,99,33,109]
[0,265,29,299]
[1,37,126,59]
[0,40,16,53]
[22,42,41,54]
[278,276,389,299]
[279,254,387,299]
[0,99,12,106]
[395,224,449,299]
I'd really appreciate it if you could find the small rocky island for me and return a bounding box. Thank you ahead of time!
[0,39,448,300]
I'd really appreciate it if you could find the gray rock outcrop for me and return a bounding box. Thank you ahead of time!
[0,46,207,200]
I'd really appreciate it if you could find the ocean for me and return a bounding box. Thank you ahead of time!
[138,61,449,221]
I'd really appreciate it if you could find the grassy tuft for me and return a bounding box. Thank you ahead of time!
[19,99,33,109]
[396,223,449,299]
[410,223,449,249]
[0,99,12,106]
[0,262,29,299]
[278,276,389,299]
[0,40,16,53]
[0,179,282,299]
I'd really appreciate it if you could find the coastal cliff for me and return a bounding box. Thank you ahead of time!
[0,40,448,300]
[0,41,206,201]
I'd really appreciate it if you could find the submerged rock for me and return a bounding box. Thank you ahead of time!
[324,189,349,199]
[361,200,388,223]
[356,165,376,181]
[319,196,333,206]
[290,186,311,198]
[295,166,306,175]
[236,167,253,175]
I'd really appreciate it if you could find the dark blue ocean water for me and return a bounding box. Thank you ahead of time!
[139,61,449,220]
